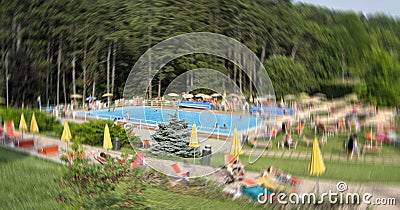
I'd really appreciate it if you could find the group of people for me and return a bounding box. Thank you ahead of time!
[215,123,227,129]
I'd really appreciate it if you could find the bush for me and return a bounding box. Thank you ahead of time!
[0,107,62,132]
[58,143,138,208]
[68,120,130,148]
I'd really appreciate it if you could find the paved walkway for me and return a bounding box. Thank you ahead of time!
[2,128,399,209]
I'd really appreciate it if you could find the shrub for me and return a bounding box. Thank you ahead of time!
[0,108,62,132]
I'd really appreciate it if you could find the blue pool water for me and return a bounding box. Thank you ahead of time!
[76,107,263,135]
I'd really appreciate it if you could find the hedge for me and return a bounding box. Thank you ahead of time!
[0,107,132,148]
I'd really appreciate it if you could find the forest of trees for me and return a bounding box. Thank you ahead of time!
[0,0,399,107]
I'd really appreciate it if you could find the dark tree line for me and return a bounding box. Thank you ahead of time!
[0,0,399,107]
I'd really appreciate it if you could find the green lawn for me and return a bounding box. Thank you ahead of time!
[0,147,68,210]
[0,147,262,209]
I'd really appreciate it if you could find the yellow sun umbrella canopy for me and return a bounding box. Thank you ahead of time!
[61,121,72,142]
[19,113,27,132]
[189,122,199,148]
[30,113,39,133]
[230,126,243,157]
[103,124,113,150]
[309,138,326,176]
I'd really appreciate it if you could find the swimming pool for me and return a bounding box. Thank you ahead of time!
[75,107,263,135]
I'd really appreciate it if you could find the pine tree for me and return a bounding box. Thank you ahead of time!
[150,112,200,158]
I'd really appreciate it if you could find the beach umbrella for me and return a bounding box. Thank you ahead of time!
[70,94,82,98]
[202,95,212,99]
[182,94,193,99]
[103,124,113,152]
[189,122,199,164]
[86,96,96,101]
[309,137,326,195]
[102,93,113,97]
[230,127,243,174]
[30,113,39,144]
[195,93,204,97]
[18,113,27,146]
[211,93,221,97]
[167,93,179,97]
[230,126,243,158]
[61,121,72,151]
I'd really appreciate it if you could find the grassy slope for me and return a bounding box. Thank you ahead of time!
[0,147,68,210]
[0,147,260,209]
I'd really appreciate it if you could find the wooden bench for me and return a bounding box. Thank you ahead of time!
[15,139,34,148]
[38,145,59,155]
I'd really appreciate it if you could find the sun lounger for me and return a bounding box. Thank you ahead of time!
[38,145,59,155]
[14,139,34,148]
[225,154,237,165]
[142,139,151,148]
[170,163,188,177]
[131,153,146,168]
[0,125,5,144]
[4,121,21,140]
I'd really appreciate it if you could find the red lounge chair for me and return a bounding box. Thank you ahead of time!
[131,153,146,168]
[225,154,237,165]
[38,145,59,155]
[4,121,21,140]
[0,125,5,144]
[14,139,34,148]
[170,163,188,177]
[142,139,151,148]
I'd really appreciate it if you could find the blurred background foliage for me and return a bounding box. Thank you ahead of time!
[0,0,399,107]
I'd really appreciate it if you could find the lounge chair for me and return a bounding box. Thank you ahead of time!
[4,121,21,141]
[131,153,146,168]
[170,163,188,177]
[141,139,151,148]
[224,154,237,165]
[0,125,5,144]
[170,163,190,185]
[38,145,59,156]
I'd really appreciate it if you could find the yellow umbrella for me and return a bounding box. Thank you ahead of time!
[102,93,113,97]
[19,113,27,132]
[30,113,39,145]
[103,124,113,151]
[309,137,325,195]
[230,126,243,158]
[30,113,39,134]
[61,121,72,151]
[18,113,27,145]
[189,122,199,164]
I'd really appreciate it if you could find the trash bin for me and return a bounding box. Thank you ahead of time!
[201,145,212,166]
[113,137,120,151]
